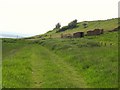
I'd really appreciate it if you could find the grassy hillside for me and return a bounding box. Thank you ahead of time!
[2,18,119,88]
[38,32,118,88]
[37,18,118,38]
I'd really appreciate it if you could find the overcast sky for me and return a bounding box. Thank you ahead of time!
[0,0,119,37]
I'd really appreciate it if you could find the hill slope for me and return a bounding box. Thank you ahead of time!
[34,18,118,39]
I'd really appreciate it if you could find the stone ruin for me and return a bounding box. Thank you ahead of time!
[87,29,104,36]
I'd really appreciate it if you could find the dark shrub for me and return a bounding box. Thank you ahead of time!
[56,19,78,33]
[82,23,88,28]
[55,23,61,29]
[68,19,77,29]
[56,26,69,33]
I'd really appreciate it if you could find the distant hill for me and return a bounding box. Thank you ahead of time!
[0,34,20,38]
[0,33,32,39]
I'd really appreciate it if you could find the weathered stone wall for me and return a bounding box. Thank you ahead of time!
[87,29,104,36]
[73,32,84,38]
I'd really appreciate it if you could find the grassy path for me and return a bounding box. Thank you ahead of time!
[30,45,87,88]
[3,44,88,88]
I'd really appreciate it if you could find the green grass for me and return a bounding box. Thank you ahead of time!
[38,32,118,88]
[3,42,88,88]
[30,45,87,88]
[3,44,32,88]
[2,18,118,88]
